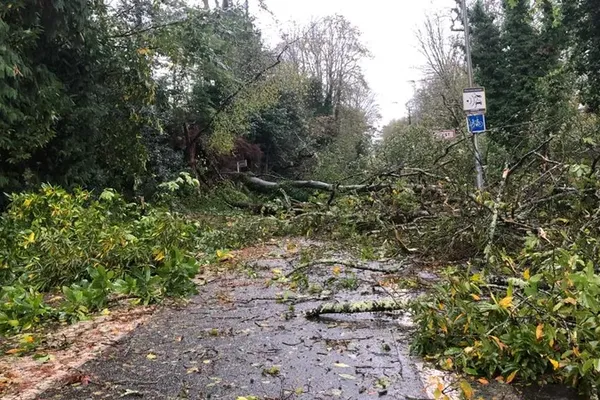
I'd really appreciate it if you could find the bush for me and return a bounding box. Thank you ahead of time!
[411,235,600,397]
[0,185,200,334]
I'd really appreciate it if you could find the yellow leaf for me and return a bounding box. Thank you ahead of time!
[478,378,489,385]
[471,294,481,301]
[459,380,474,400]
[506,370,518,384]
[146,353,157,360]
[536,323,544,340]
[101,308,110,316]
[564,297,577,305]
[286,242,298,253]
[549,358,560,370]
[499,296,513,309]
[23,198,32,208]
[153,250,165,262]
[23,335,35,344]
[490,336,508,351]
[332,266,342,275]
[523,269,530,280]
[573,347,581,357]
[5,348,22,355]
[137,47,150,55]
[216,249,233,262]
[27,232,35,243]
[440,323,448,334]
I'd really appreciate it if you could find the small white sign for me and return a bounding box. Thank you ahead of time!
[434,130,456,140]
[463,88,486,113]
[236,159,248,172]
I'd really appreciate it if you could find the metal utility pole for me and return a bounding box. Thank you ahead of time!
[460,0,485,190]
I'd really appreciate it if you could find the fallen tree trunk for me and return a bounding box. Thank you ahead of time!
[235,174,391,193]
[305,299,407,319]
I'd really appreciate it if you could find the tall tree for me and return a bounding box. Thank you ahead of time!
[282,16,372,120]
[564,0,600,113]
[413,14,467,129]
[0,0,155,197]
[470,0,567,149]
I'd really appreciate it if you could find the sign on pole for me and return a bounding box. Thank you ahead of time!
[434,130,457,140]
[463,87,486,113]
[467,114,486,134]
[236,159,248,172]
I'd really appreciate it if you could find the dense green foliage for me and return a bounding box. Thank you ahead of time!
[4,0,600,397]
[0,0,376,204]
[469,0,567,148]
[382,2,600,397]
[0,0,378,342]
[0,185,200,334]
[413,236,600,395]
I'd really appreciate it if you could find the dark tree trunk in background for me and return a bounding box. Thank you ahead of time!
[183,124,198,178]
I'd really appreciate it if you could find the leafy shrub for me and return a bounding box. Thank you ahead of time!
[0,184,200,334]
[0,286,52,333]
[155,172,201,209]
[1,185,197,289]
[412,236,600,397]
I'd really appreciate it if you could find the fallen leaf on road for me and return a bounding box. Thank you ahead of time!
[146,353,157,360]
[33,354,54,363]
[120,389,142,397]
[334,362,350,368]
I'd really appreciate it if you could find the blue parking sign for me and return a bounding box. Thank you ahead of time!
[467,114,486,134]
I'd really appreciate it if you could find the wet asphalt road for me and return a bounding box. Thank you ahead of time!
[37,242,580,400]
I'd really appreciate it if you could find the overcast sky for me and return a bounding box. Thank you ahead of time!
[252,0,452,126]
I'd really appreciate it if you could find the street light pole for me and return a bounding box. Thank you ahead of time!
[460,0,484,190]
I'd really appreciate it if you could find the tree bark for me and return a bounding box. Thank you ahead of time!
[235,174,391,193]
[305,299,407,319]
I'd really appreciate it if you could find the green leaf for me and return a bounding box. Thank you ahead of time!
[444,347,463,356]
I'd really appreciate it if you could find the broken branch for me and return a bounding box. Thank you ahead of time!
[305,299,407,319]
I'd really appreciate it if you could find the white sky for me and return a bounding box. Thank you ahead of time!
[252,0,452,126]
